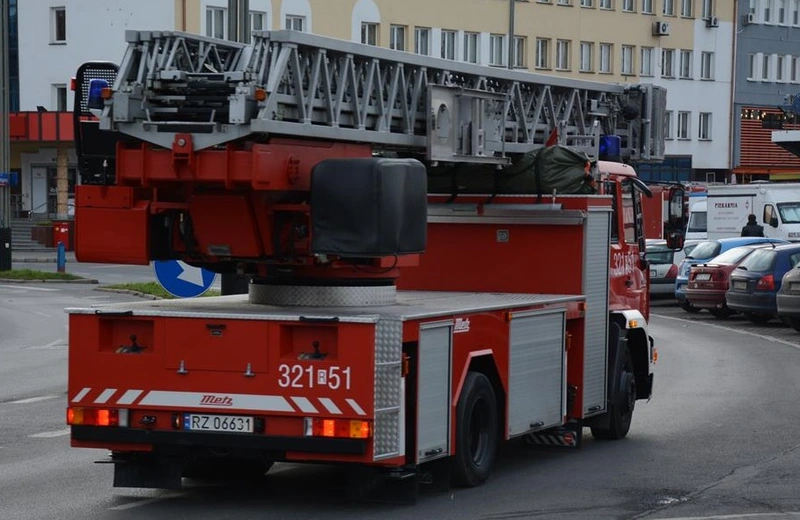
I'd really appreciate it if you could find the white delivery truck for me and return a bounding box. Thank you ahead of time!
[685,196,707,240]
[700,183,800,241]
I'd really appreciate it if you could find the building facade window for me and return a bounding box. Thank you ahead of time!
[700,51,713,79]
[663,0,675,15]
[415,27,430,55]
[361,22,379,46]
[599,43,613,73]
[680,49,692,78]
[207,7,226,39]
[580,41,593,72]
[764,1,772,22]
[793,0,800,24]
[640,47,653,76]
[600,0,612,8]
[621,45,634,75]
[556,39,571,70]
[763,53,770,80]
[53,84,67,111]
[681,0,693,17]
[662,48,675,77]
[536,38,550,68]
[441,30,457,60]
[390,25,406,51]
[664,111,673,139]
[490,34,506,65]
[698,112,711,140]
[250,11,266,31]
[514,36,527,67]
[748,53,756,79]
[793,57,800,82]
[285,15,305,31]
[51,7,66,43]
[581,0,594,6]
[779,0,787,23]
[642,0,654,13]
[777,55,785,81]
[464,32,479,62]
[677,111,690,139]
[702,0,713,18]
[623,0,635,11]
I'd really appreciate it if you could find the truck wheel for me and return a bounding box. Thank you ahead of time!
[450,372,499,488]
[591,347,635,441]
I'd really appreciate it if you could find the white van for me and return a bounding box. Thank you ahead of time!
[702,183,800,241]
[685,197,707,241]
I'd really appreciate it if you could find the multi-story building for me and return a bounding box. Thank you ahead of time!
[11,0,735,224]
[732,0,800,181]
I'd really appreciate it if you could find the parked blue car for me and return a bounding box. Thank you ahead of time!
[726,243,800,323]
[675,237,789,312]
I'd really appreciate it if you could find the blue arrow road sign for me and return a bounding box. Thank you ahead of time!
[153,260,217,298]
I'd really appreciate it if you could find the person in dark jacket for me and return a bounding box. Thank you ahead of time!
[741,214,764,237]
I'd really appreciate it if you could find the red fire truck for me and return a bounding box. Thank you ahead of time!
[65,29,685,496]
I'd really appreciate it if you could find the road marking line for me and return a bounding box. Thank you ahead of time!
[10,395,61,404]
[107,492,184,510]
[33,311,53,317]
[655,513,800,520]
[0,284,59,292]
[30,428,70,438]
[652,313,800,351]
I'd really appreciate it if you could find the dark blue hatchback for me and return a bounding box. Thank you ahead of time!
[726,243,800,323]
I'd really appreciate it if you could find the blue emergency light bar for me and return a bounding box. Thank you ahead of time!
[87,79,109,111]
[599,135,621,162]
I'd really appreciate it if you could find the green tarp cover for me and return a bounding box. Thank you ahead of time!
[427,145,598,195]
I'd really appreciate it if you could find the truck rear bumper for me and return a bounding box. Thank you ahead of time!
[71,425,367,456]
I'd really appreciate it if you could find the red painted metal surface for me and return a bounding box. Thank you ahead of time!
[9,111,74,142]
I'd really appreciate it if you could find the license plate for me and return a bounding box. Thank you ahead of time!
[184,414,254,433]
[733,281,747,290]
[696,273,711,281]
[792,282,800,291]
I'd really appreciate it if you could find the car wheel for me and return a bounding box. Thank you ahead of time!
[709,307,734,319]
[681,301,701,313]
[745,312,771,325]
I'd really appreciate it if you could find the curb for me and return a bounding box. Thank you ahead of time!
[94,287,164,300]
[13,258,59,263]
[0,278,99,284]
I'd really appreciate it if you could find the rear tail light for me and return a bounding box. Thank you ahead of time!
[67,407,129,427]
[304,418,372,439]
[756,274,775,291]
[666,264,678,278]
[712,270,727,281]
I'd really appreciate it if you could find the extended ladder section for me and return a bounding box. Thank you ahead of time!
[103,29,666,163]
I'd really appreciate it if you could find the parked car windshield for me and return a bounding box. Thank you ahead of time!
[777,202,800,224]
[737,249,777,272]
[687,211,707,233]
[709,246,756,265]
[688,240,720,259]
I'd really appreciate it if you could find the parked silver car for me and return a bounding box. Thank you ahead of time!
[646,239,701,296]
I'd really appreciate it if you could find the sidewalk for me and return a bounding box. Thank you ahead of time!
[11,250,76,263]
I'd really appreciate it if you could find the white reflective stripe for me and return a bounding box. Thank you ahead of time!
[71,387,91,403]
[138,391,295,412]
[318,398,342,415]
[291,397,319,414]
[346,398,366,416]
[94,388,117,404]
[116,390,144,405]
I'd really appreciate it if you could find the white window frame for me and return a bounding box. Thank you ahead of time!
[680,49,693,79]
[600,0,612,8]
[623,0,635,11]
[793,0,800,25]
[681,0,693,17]
[490,34,506,66]
[701,0,713,19]
[53,84,67,111]
[50,7,67,44]
[536,38,550,69]
[285,15,305,31]
[663,0,675,15]
[581,0,594,6]
[640,47,653,76]
[599,43,612,73]
[764,1,772,22]
[779,0,787,23]
[664,111,674,139]
[621,45,634,75]
[677,111,691,139]
[206,7,227,39]
[763,53,771,81]
[580,41,593,72]
[777,55,786,81]
[556,39,571,70]
[662,48,675,77]
[441,30,457,60]
[361,22,379,46]
[415,27,431,56]
[463,32,479,63]
[390,25,406,51]
[514,36,527,68]
[250,11,267,31]
[642,0,654,14]
[698,112,712,140]
[700,51,714,80]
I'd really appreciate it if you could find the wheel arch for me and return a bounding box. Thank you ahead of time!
[610,310,653,400]
[453,352,506,442]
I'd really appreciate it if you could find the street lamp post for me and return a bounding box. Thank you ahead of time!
[508,0,515,70]
[0,0,10,228]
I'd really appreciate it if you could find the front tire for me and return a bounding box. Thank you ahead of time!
[450,372,499,488]
[591,345,635,441]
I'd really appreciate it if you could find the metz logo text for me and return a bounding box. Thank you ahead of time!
[454,318,471,333]
[199,395,233,406]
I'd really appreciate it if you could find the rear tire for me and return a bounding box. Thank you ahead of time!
[450,372,499,488]
[591,346,635,441]
[681,301,701,313]
[710,306,734,319]
[745,312,771,324]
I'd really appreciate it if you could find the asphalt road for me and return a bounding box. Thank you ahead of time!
[3,288,800,519]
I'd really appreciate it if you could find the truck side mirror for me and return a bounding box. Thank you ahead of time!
[664,186,686,250]
[666,231,685,250]
[770,216,779,228]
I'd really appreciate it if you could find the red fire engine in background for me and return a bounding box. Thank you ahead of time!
[65,29,685,496]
